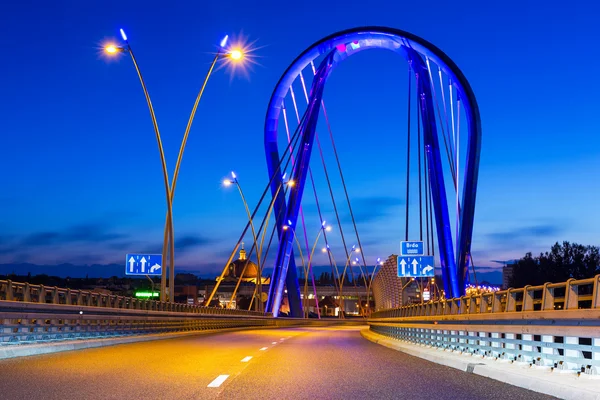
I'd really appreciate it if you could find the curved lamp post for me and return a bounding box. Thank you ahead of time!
[365,257,384,316]
[284,220,331,318]
[338,245,360,318]
[104,30,172,301]
[105,32,245,301]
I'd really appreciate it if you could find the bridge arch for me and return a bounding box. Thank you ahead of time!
[264,27,481,317]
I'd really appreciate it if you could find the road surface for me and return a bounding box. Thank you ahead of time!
[0,326,556,399]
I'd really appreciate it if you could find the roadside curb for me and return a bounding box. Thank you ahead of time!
[361,329,600,400]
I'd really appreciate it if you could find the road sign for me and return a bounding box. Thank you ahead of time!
[126,254,162,276]
[397,256,435,277]
[400,241,424,256]
[423,289,431,301]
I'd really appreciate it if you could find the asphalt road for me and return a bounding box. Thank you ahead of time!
[0,326,556,400]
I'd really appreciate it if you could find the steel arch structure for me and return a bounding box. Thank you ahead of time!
[264,27,481,317]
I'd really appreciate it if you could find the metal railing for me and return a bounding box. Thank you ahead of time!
[0,279,361,347]
[0,279,267,316]
[368,275,600,375]
[371,275,600,318]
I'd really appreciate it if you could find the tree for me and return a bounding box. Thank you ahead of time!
[509,242,600,288]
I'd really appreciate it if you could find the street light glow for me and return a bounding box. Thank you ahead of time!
[223,179,233,186]
[231,171,237,179]
[105,45,118,54]
[120,29,127,41]
[230,49,243,60]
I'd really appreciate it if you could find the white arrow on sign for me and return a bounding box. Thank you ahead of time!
[140,257,147,273]
[150,264,161,273]
[422,265,434,275]
[411,259,419,275]
[128,256,135,272]
[399,259,407,275]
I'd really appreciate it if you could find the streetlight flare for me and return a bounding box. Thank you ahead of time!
[105,45,118,54]
[231,171,237,179]
[120,29,128,41]
[287,179,295,187]
[223,179,233,186]
[229,49,243,61]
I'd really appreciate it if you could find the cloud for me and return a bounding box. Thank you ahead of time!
[486,223,564,244]
[174,234,214,253]
[343,196,404,223]
[19,223,127,248]
[21,232,61,246]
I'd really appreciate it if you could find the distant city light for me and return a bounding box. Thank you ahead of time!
[135,291,159,298]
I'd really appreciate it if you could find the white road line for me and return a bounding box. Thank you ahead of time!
[259,347,268,351]
[280,338,285,341]
[241,356,253,362]
[207,375,229,388]
[271,342,277,345]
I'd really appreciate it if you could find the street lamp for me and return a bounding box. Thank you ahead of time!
[338,245,360,318]
[223,171,261,310]
[205,174,294,311]
[364,257,384,316]
[103,30,172,301]
[104,31,245,302]
[282,219,331,318]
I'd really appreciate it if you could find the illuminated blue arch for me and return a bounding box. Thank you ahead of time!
[264,27,481,317]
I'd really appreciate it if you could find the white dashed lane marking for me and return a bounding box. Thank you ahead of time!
[207,375,229,388]
[259,347,268,351]
[241,356,253,362]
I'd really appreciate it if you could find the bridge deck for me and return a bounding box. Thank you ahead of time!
[0,326,555,399]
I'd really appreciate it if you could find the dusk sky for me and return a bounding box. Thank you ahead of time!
[1,0,599,283]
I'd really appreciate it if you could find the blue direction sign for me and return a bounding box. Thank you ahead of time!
[397,256,435,277]
[401,241,424,256]
[125,254,162,276]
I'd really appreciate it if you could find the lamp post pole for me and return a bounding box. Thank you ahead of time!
[104,33,244,302]
[105,30,172,301]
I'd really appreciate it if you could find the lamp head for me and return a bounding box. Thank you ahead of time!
[104,45,125,55]
[220,35,229,48]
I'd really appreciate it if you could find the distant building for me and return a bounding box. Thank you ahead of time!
[502,261,518,289]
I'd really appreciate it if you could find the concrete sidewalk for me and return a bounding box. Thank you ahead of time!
[362,329,600,400]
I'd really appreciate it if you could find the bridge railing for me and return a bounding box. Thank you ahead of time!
[0,279,268,317]
[371,275,600,318]
[368,275,600,376]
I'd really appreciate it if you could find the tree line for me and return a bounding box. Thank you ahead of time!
[509,241,600,288]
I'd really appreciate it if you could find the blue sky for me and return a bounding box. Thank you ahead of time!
[1,0,599,284]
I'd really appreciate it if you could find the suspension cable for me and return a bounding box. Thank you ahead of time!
[405,62,412,241]
[425,57,456,185]
[207,100,310,306]
[417,74,423,241]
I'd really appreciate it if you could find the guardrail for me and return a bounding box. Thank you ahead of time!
[0,279,266,316]
[368,275,600,375]
[0,279,362,347]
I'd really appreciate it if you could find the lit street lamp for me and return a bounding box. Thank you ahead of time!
[104,31,245,302]
[338,245,360,319]
[284,220,331,318]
